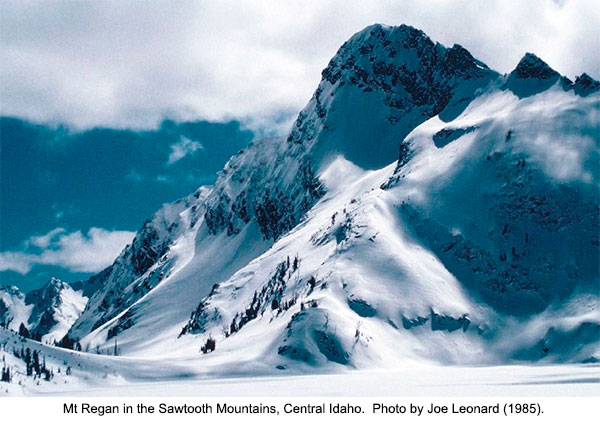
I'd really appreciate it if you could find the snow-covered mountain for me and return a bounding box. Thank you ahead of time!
[1,278,87,343]
[0,286,29,331]
[2,24,598,388]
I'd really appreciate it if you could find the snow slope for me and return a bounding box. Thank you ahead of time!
[1,24,598,394]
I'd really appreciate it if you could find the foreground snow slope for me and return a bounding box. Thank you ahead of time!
[1,328,598,396]
[2,24,597,395]
[37,365,600,397]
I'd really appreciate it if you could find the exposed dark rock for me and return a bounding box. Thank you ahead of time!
[312,330,349,365]
[347,298,377,317]
[431,312,470,332]
[432,126,477,148]
[402,316,428,329]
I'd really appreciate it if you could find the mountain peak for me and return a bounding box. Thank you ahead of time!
[26,278,65,306]
[342,23,436,59]
[48,277,66,289]
[512,53,559,80]
[574,73,600,96]
[506,52,562,98]
[36,277,69,298]
[0,285,23,297]
[308,24,497,168]
[440,44,490,79]
[322,24,495,94]
[351,23,428,42]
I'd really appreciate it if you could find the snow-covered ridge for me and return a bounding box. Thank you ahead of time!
[68,186,212,340]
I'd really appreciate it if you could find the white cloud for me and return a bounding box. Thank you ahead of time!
[27,227,65,248]
[0,252,33,275]
[0,227,135,274]
[167,135,204,165]
[0,0,598,131]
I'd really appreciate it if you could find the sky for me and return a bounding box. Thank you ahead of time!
[1,0,598,291]
[0,118,253,290]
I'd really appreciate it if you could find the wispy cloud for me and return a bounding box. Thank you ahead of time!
[125,168,145,184]
[167,135,204,165]
[0,227,135,274]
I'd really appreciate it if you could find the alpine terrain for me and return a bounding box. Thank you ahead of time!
[1,24,599,395]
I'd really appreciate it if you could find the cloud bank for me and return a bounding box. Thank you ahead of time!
[1,0,598,131]
[0,227,135,274]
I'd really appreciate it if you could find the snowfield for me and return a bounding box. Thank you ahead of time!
[1,329,598,397]
[17,366,600,397]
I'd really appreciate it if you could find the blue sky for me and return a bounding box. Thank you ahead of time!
[0,117,253,291]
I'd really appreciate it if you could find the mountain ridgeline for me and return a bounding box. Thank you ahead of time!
[5,24,599,372]
[1,278,87,344]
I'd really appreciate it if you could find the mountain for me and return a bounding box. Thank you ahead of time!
[3,24,598,385]
[0,286,28,331]
[0,278,87,343]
